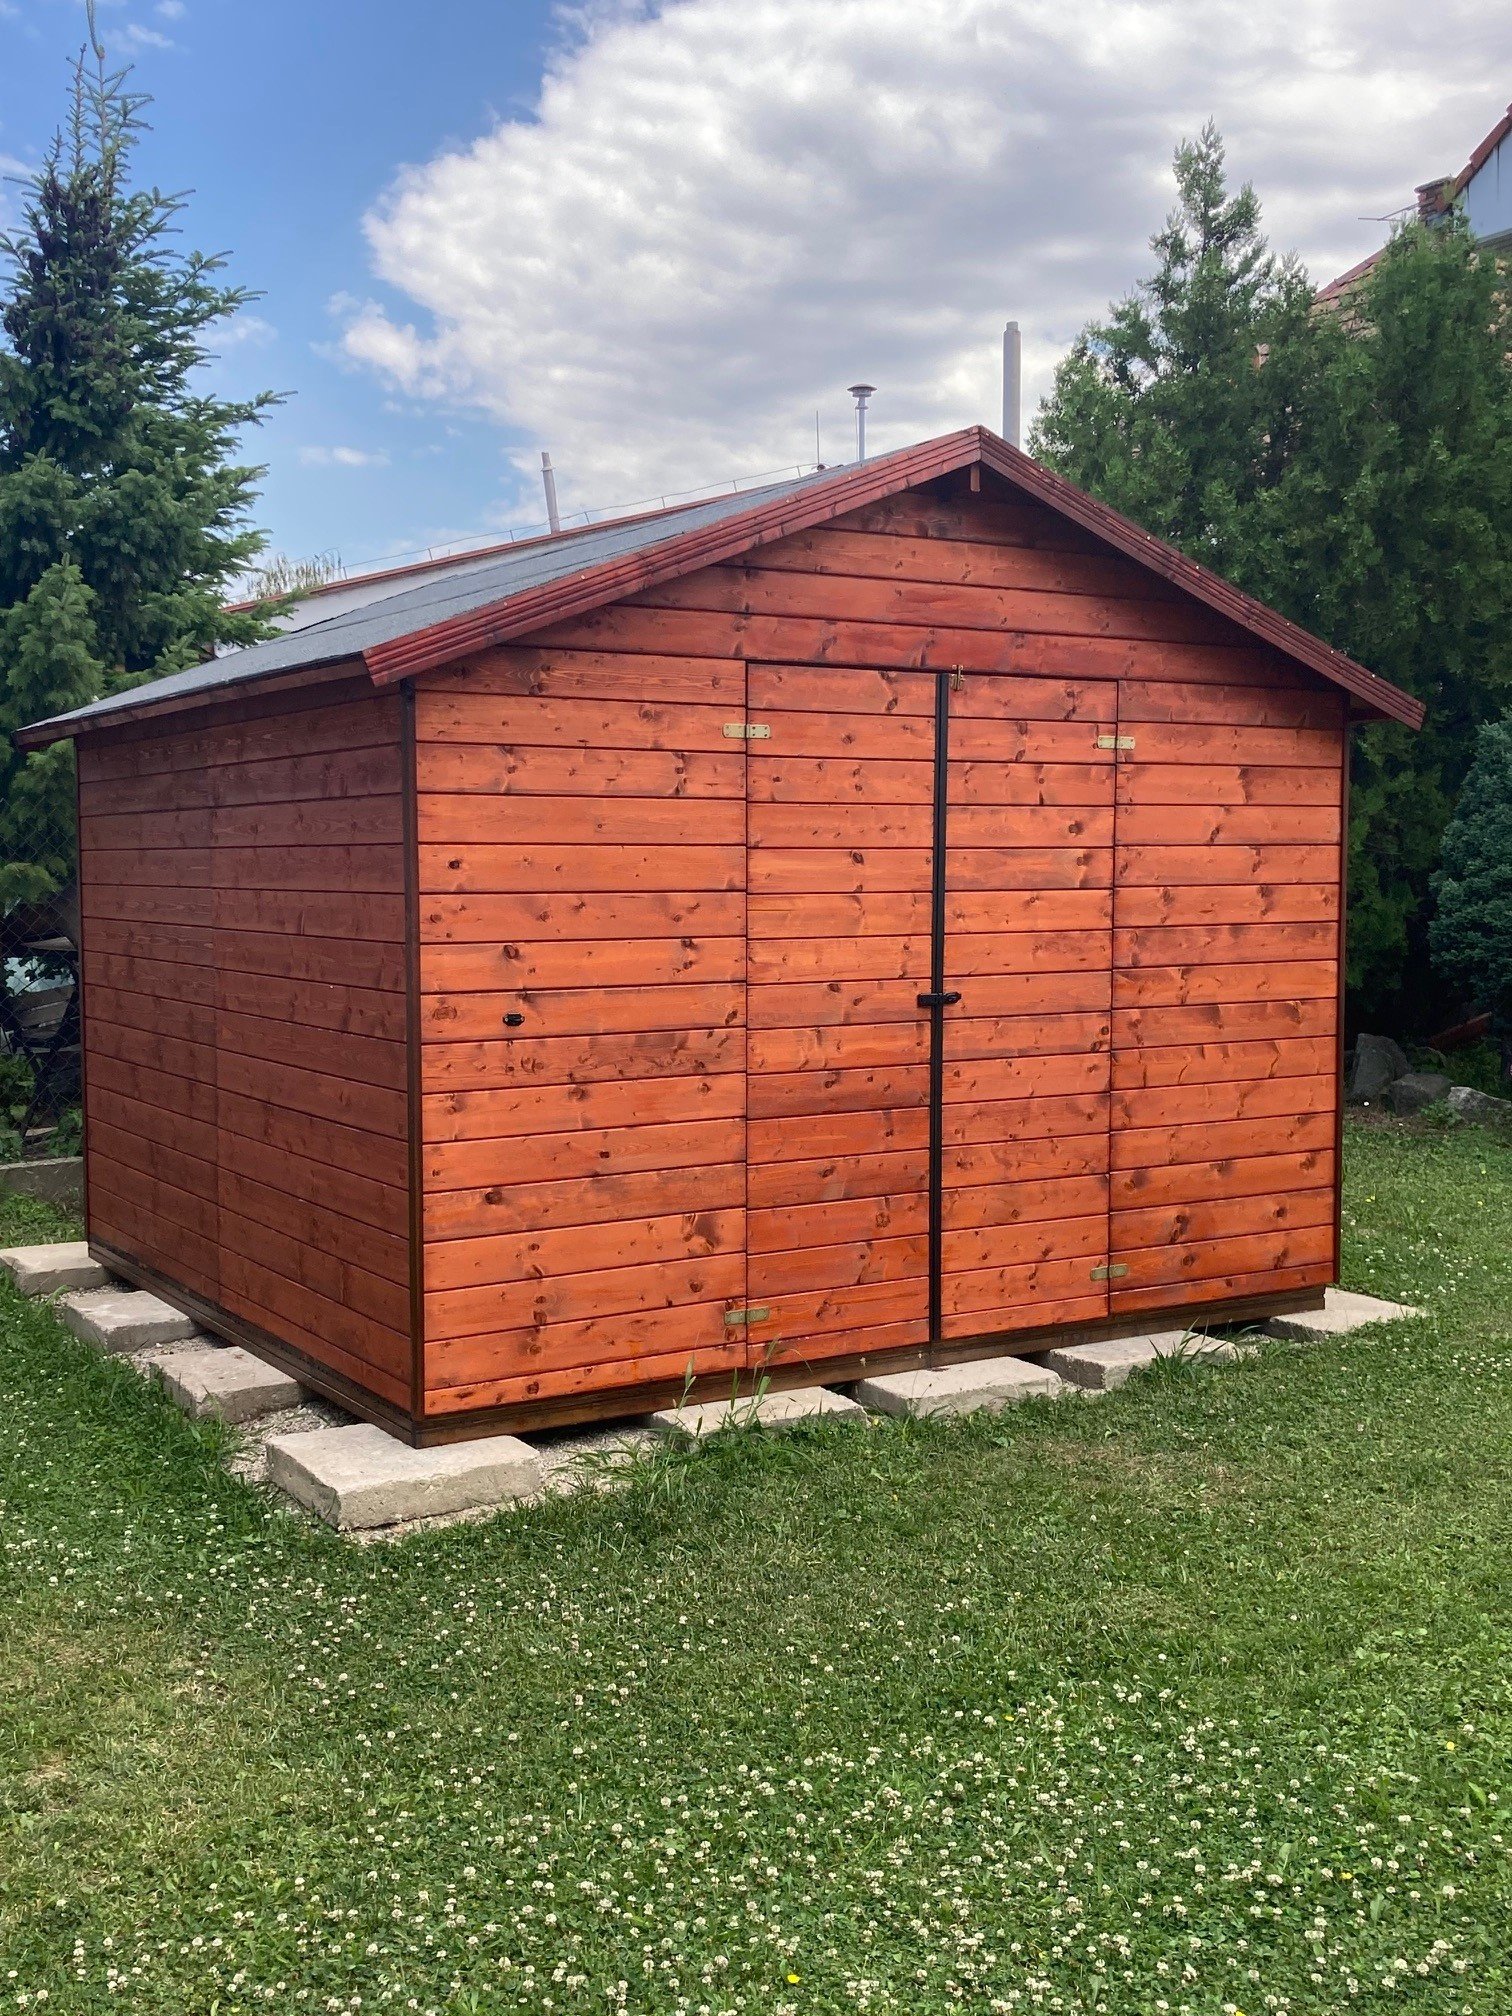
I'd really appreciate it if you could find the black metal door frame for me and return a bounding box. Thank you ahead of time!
[917,668,961,1345]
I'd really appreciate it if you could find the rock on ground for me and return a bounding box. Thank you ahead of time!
[1386,1070,1452,1116]
[1347,1033,1409,1104]
[1447,1083,1512,1124]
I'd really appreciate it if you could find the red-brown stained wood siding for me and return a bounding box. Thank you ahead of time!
[76,679,412,1408]
[414,477,1343,1412]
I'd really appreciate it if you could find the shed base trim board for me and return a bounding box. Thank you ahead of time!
[85,1238,1325,1445]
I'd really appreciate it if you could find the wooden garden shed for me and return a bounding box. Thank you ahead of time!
[20,428,1424,1443]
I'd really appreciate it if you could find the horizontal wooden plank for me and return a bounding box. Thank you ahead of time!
[1113,1223,1334,1288]
[747,1191,928,1253]
[1111,1037,1336,1088]
[1112,960,1338,1009]
[941,1255,1108,1316]
[419,890,746,943]
[425,1162,746,1241]
[943,1054,1109,1103]
[82,883,406,942]
[740,1278,928,1347]
[417,694,735,752]
[749,804,931,849]
[1114,883,1340,927]
[946,848,1113,892]
[947,719,1113,765]
[748,1023,930,1073]
[1112,998,1337,1049]
[1110,1148,1335,1212]
[425,1207,744,1292]
[946,760,1112,808]
[421,982,742,1041]
[938,1292,1111,1341]
[84,918,405,991]
[418,843,745,894]
[746,755,934,805]
[1113,922,1339,967]
[1117,722,1342,767]
[1111,1188,1335,1252]
[415,742,744,800]
[746,1147,928,1209]
[941,1214,1107,1273]
[943,1093,1109,1146]
[636,562,1229,648]
[425,1117,745,1190]
[426,1303,742,1393]
[1111,1109,1335,1169]
[747,663,935,716]
[215,1205,409,1335]
[1108,1259,1332,1317]
[1115,763,1341,806]
[426,1252,745,1344]
[425,1071,745,1142]
[83,796,403,851]
[218,1253,411,1387]
[1114,803,1340,845]
[944,1011,1111,1060]
[83,743,402,815]
[748,1233,928,1296]
[943,1135,1110,1185]
[1115,844,1340,886]
[1116,680,1341,728]
[749,1065,927,1119]
[747,1107,927,1165]
[1113,1073,1335,1128]
[747,935,932,985]
[79,690,398,781]
[748,848,933,895]
[421,936,745,994]
[421,1026,745,1092]
[752,525,1170,605]
[418,793,745,847]
[534,600,1290,687]
[426,646,742,705]
[80,842,407,894]
[218,1088,410,1189]
[941,1172,1109,1229]
[428,1340,747,1411]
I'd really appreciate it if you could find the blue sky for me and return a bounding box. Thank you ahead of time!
[2,0,1507,579]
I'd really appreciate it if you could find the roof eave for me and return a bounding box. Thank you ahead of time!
[13,651,366,751]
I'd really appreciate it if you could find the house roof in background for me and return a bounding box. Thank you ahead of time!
[18,426,1425,745]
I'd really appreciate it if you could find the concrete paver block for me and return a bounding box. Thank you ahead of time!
[0,1241,111,1296]
[1265,1287,1426,1341]
[265,1422,543,1530]
[1040,1330,1237,1392]
[648,1385,866,1438]
[855,1354,1064,1418]
[57,1285,200,1354]
[152,1343,304,1424]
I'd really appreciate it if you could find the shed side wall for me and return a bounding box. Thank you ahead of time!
[76,677,413,1410]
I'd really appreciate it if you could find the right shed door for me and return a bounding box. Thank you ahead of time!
[1107,676,1345,1316]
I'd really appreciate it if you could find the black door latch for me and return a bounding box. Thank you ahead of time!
[916,991,962,1009]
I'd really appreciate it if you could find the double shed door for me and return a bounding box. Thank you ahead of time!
[743,660,1343,1369]
[744,663,1119,1366]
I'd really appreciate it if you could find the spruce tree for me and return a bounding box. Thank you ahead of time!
[1033,130,1512,1031]
[0,8,277,909]
[1430,716,1512,1074]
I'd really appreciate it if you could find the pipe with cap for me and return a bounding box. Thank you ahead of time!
[1002,322,1021,449]
[540,451,561,534]
[847,383,875,463]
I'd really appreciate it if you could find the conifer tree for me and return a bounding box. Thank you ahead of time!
[1430,716,1512,1075]
[1033,128,1512,1029]
[0,6,277,908]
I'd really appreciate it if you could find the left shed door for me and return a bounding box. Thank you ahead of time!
[414,648,752,1419]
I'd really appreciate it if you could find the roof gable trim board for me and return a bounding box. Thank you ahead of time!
[360,426,1425,731]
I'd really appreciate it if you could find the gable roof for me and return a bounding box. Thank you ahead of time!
[18,425,1424,746]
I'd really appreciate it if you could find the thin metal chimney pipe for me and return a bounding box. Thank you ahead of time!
[541,451,561,534]
[1002,323,1022,449]
[847,383,876,462]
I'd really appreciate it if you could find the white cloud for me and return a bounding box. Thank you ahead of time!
[298,444,392,470]
[341,0,1507,515]
[212,311,278,349]
[157,0,186,17]
[116,20,174,50]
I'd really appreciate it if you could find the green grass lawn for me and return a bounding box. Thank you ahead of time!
[2,1120,1510,2016]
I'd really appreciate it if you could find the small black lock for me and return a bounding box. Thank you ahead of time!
[502,1012,525,1028]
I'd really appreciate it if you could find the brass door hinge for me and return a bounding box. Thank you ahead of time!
[1090,1263,1130,1281]
[723,1306,772,1327]
[1096,733,1135,751]
[723,721,772,740]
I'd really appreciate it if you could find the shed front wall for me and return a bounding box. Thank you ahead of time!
[413,478,1342,1426]
[76,677,413,1411]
